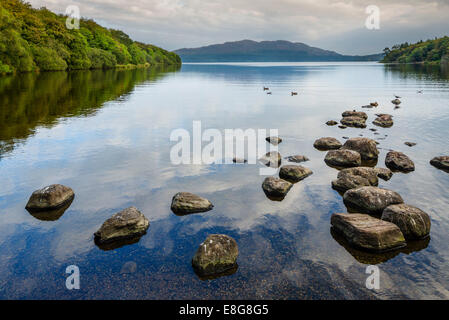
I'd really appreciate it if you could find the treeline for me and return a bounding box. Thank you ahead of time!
[382,36,449,64]
[0,0,181,74]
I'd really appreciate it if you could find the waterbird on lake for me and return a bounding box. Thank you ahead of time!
[394,94,401,99]
[417,90,423,94]
[266,92,272,95]
[263,87,269,91]
[291,92,298,96]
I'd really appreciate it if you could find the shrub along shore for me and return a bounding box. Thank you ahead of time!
[0,0,181,75]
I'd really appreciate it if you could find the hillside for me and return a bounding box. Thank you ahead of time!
[381,36,449,65]
[175,40,383,62]
[0,0,181,74]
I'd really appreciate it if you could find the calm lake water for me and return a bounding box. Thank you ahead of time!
[1,62,449,299]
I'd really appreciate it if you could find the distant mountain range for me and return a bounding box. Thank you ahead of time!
[175,40,383,62]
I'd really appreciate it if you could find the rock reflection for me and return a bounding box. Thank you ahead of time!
[193,264,239,281]
[330,228,430,264]
[94,233,147,251]
[26,196,74,221]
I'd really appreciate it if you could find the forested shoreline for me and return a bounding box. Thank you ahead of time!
[382,36,449,65]
[0,0,181,75]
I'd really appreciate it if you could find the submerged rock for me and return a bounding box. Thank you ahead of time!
[262,176,293,199]
[340,116,367,128]
[373,167,393,181]
[25,184,74,212]
[338,125,347,129]
[342,137,379,160]
[343,186,404,214]
[171,192,213,215]
[259,151,282,167]
[342,111,368,119]
[331,167,379,192]
[381,204,431,240]
[331,213,406,252]
[326,120,338,126]
[313,137,342,150]
[279,165,313,182]
[266,136,282,145]
[192,234,238,277]
[285,155,309,163]
[373,114,393,128]
[385,151,415,172]
[94,207,149,244]
[404,142,417,147]
[430,156,449,171]
[325,149,361,168]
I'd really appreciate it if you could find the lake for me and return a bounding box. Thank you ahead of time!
[0,62,449,299]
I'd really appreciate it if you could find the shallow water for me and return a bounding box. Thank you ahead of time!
[0,62,448,299]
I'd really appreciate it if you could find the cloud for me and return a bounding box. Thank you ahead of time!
[28,0,449,54]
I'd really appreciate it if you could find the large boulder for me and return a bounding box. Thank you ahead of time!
[430,156,449,171]
[331,167,378,192]
[192,234,238,277]
[94,207,149,244]
[342,111,368,119]
[25,184,74,212]
[279,165,313,182]
[343,186,404,214]
[340,116,367,128]
[342,137,379,160]
[313,137,342,150]
[266,136,282,145]
[285,155,309,163]
[259,151,282,167]
[324,149,361,168]
[331,213,406,252]
[171,192,213,215]
[373,114,393,128]
[262,177,293,199]
[385,151,415,172]
[381,204,431,240]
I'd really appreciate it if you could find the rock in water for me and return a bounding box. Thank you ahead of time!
[331,213,406,252]
[381,204,431,240]
[385,151,415,172]
[262,177,293,199]
[342,111,368,119]
[266,136,282,145]
[25,184,74,212]
[430,156,449,171]
[404,142,417,147]
[285,155,309,163]
[171,192,213,215]
[373,167,393,181]
[324,149,361,168]
[340,116,367,128]
[392,99,401,105]
[343,186,404,214]
[342,137,379,160]
[313,137,342,150]
[192,234,238,276]
[373,114,393,128]
[279,165,313,183]
[332,167,379,192]
[326,120,338,126]
[94,207,149,244]
[259,151,282,167]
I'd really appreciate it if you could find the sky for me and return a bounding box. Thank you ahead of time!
[28,0,449,55]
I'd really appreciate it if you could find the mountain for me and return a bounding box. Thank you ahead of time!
[381,36,449,65]
[175,40,383,62]
[0,0,180,74]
